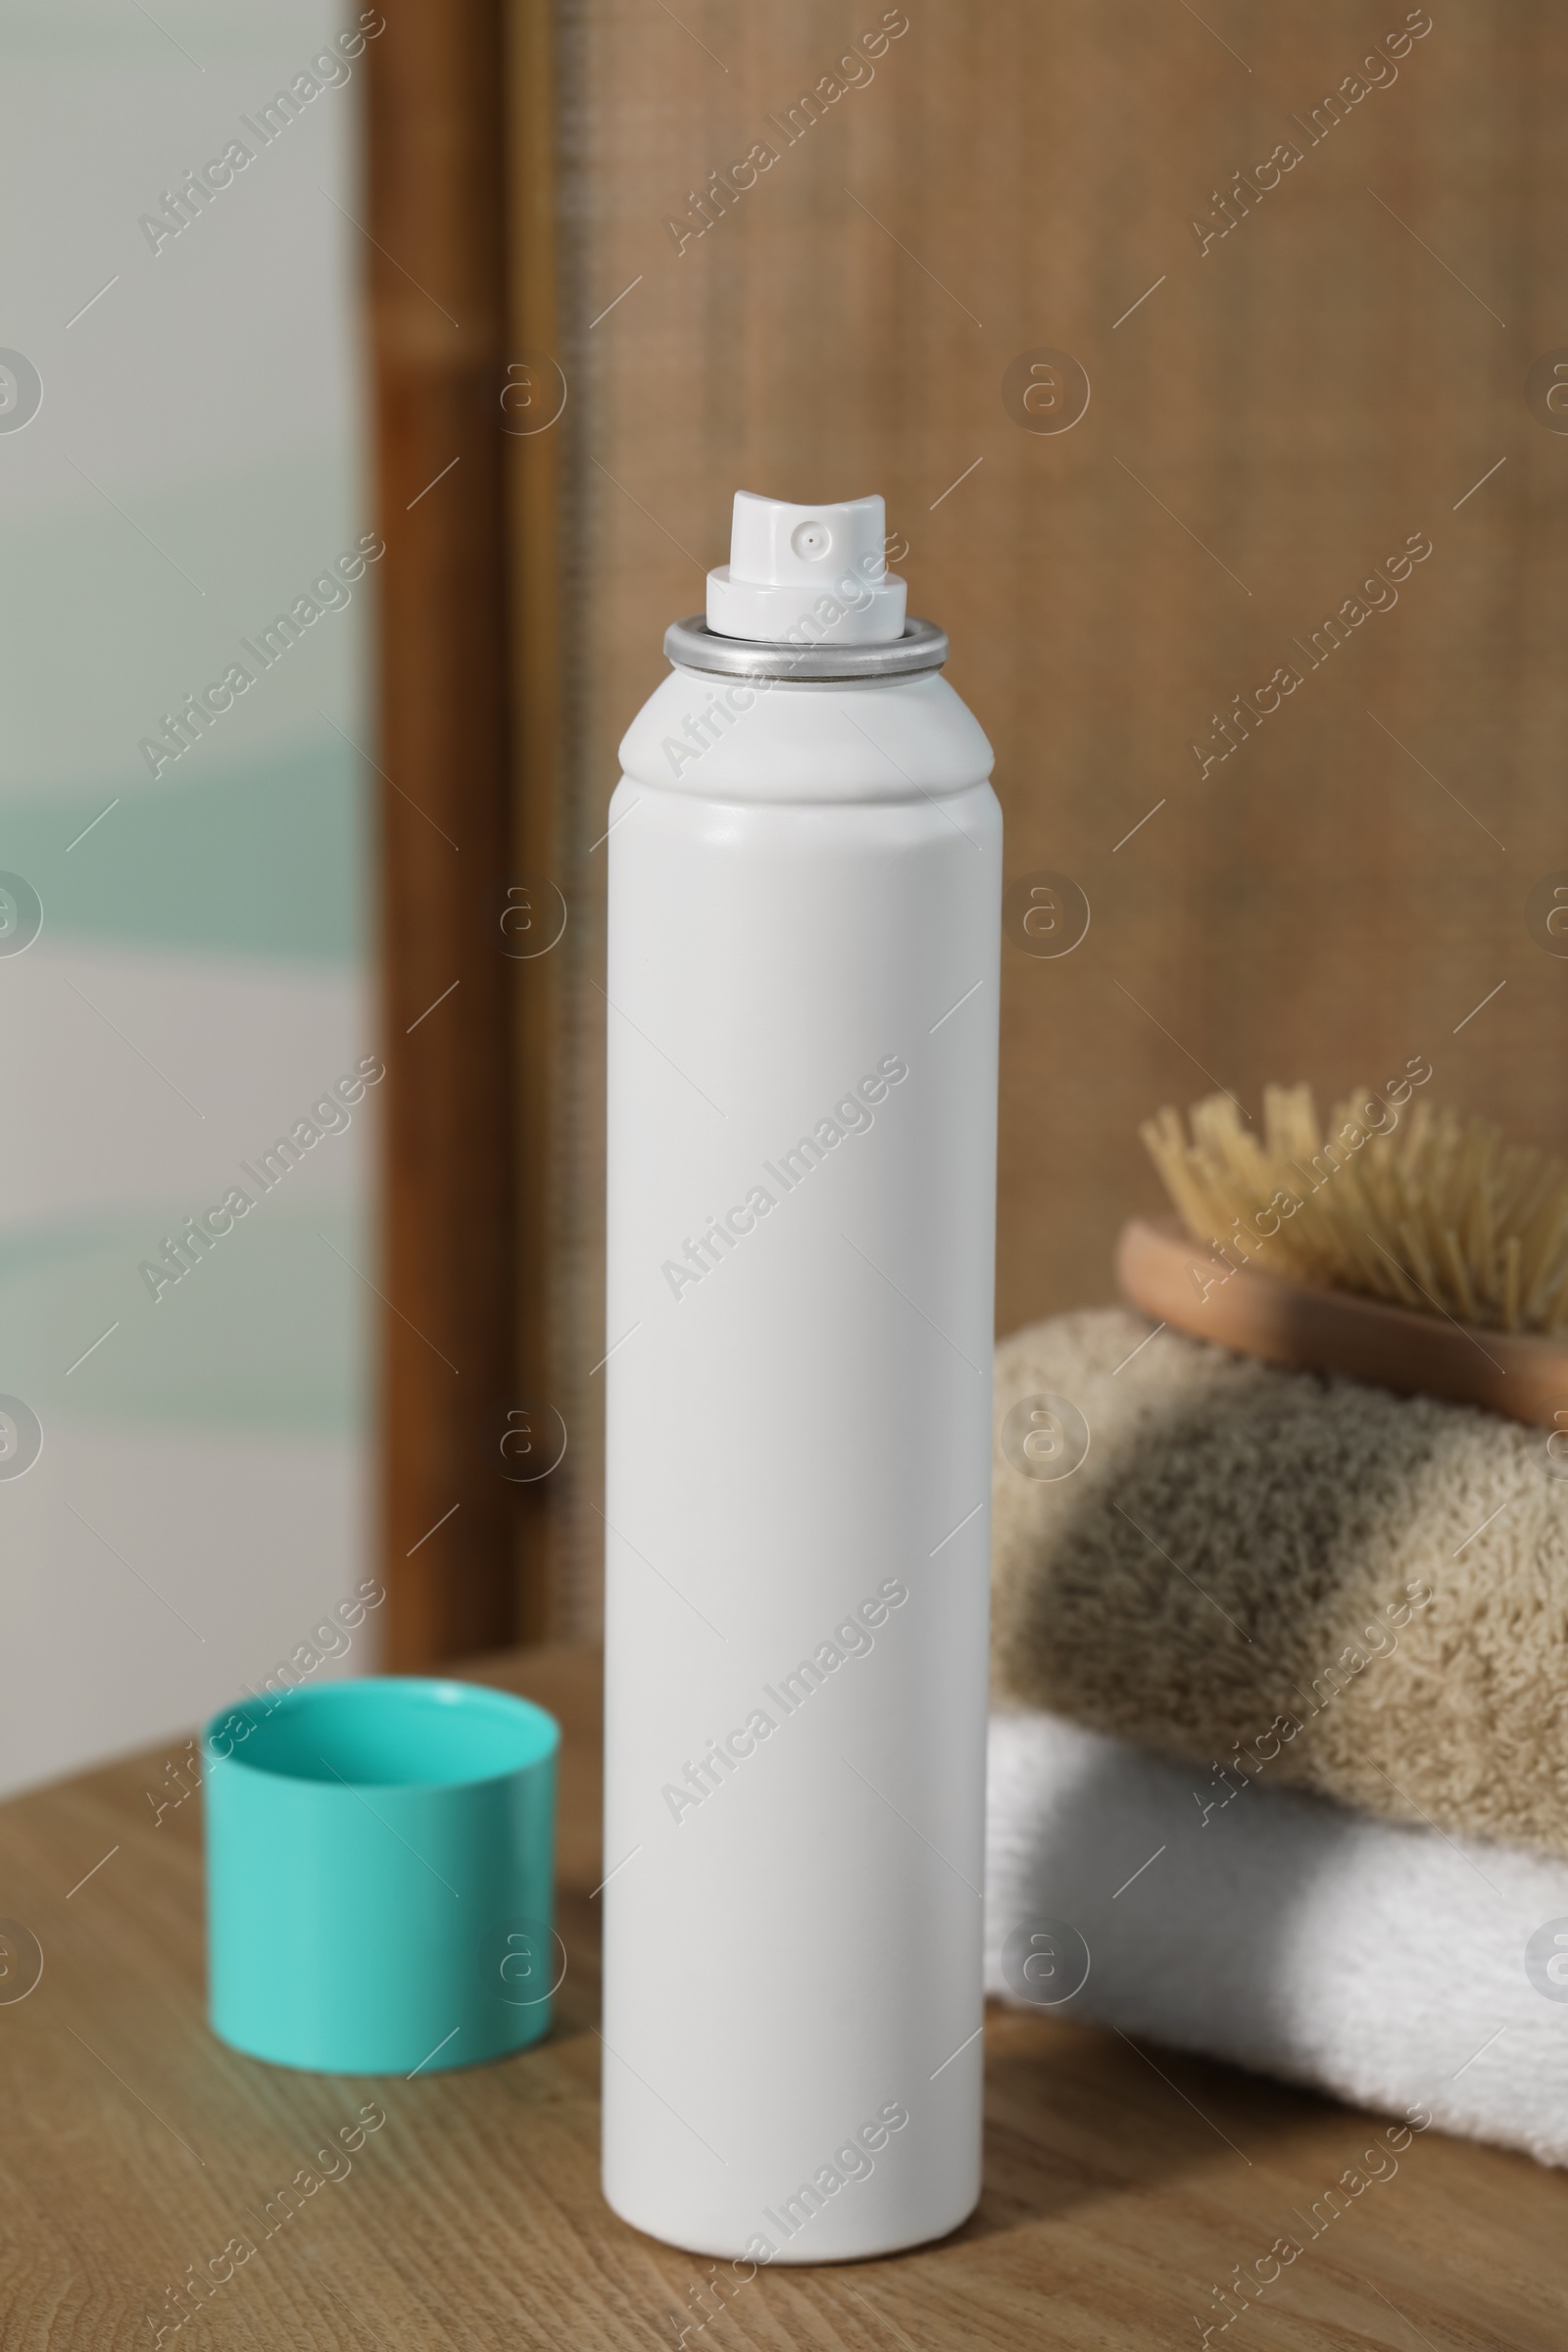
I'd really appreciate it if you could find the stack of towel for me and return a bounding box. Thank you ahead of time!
[984,1307,1568,2166]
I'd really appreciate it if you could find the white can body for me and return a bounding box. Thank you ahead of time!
[602,661,1001,2262]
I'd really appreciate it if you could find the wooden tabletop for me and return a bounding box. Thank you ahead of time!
[3,1646,1563,2351]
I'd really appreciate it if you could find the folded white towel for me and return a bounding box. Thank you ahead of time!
[985,1709,1568,2168]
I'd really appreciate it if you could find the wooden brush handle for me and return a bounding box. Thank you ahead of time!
[1115,1215,1568,1434]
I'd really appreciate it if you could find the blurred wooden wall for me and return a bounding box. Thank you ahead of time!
[368,0,520,1667]
[508,0,1568,1636]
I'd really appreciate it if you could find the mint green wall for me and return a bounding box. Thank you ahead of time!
[0,2,374,1791]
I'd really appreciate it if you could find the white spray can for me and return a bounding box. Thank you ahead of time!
[602,491,1001,2262]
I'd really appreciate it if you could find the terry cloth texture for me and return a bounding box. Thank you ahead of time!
[986,1708,1568,2169]
[993,1308,1568,1859]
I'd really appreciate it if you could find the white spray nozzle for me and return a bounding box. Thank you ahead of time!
[706,490,907,646]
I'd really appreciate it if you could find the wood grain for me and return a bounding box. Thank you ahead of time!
[0,1647,1563,2349]
[505,0,573,1644]
[368,0,526,1664]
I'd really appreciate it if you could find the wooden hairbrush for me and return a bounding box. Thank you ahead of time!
[1119,1083,1568,1432]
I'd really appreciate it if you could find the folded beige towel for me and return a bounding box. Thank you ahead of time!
[992,1308,1568,1859]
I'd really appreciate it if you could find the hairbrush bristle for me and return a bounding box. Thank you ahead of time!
[1141,1086,1568,1335]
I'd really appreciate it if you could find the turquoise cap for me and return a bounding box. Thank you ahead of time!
[204,1677,560,2075]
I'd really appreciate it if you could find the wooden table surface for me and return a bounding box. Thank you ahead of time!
[3,1646,1564,2351]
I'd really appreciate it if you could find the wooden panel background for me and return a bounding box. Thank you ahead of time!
[368,0,521,1665]
[525,0,1568,1636]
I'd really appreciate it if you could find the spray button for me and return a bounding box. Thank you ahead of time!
[707,489,907,645]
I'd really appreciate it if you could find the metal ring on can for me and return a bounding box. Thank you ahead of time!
[663,613,949,683]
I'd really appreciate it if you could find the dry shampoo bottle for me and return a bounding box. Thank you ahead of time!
[602,490,1001,2262]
